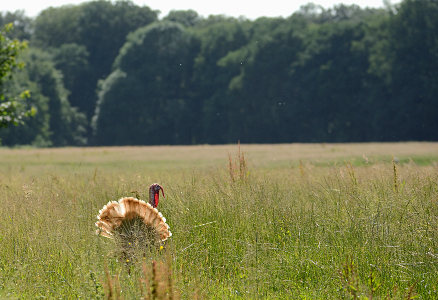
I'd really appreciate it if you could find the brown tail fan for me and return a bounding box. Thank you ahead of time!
[95,197,172,247]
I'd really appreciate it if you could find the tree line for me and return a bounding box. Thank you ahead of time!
[0,0,437,146]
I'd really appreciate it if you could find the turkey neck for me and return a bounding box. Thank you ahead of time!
[149,185,160,208]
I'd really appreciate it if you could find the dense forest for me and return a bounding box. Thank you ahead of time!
[0,0,437,146]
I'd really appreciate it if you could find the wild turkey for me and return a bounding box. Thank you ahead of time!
[95,184,172,252]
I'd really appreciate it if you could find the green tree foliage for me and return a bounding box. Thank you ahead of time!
[33,0,158,119]
[2,0,437,146]
[193,18,251,143]
[222,19,304,142]
[51,43,92,118]
[289,21,373,141]
[385,0,438,140]
[0,48,87,146]
[0,11,33,41]
[32,6,81,47]
[75,1,157,106]
[93,22,199,145]
[0,23,32,129]
[163,10,201,27]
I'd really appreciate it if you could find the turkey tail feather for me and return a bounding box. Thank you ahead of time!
[96,197,171,242]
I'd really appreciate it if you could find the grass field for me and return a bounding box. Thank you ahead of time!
[0,142,437,299]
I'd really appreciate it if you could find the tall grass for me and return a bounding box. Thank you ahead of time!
[0,144,437,298]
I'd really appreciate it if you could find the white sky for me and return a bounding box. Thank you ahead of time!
[1,0,401,19]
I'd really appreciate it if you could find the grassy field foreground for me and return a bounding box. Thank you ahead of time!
[0,143,437,299]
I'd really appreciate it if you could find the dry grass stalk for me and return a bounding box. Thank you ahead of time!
[299,160,305,178]
[103,259,177,300]
[139,260,177,300]
[228,153,235,182]
[405,284,417,300]
[228,141,248,182]
[104,264,123,300]
[151,260,158,299]
[166,256,174,300]
[105,265,113,300]
[392,157,399,193]
[346,162,358,186]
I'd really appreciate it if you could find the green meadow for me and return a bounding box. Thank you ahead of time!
[0,143,437,299]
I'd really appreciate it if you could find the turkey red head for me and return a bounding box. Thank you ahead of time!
[149,183,164,208]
